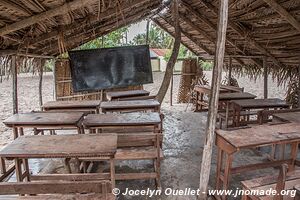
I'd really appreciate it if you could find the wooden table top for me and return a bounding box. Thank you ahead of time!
[273,111,300,123]
[42,100,101,109]
[194,85,227,93]
[3,112,84,127]
[101,99,160,109]
[231,98,289,109]
[106,90,150,100]
[83,112,161,127]
[219,92,256,101]
[0,134,117,158]
[216,123,300,149]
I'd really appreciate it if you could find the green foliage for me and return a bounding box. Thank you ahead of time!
[79,27,129,50]
[130,22,173,49]
[200,60,213,71]
[163,45,190,61]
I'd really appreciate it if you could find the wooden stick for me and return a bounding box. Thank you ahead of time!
[263,57,268,99]
[228,57,232,86]
[38,60,44,109]
[12,55,18,114]
[198,0,229,199]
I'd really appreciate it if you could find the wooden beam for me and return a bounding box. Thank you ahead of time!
[0,0,31,16]
[0,0,96,36]
[181,1,263,68]
[199,0,229,199]
[153,16,214,55]
[42,2,160,55]
[228,57,232,86]
[199,0,285,68]
[263,0,300,33]
[18,0,152,49]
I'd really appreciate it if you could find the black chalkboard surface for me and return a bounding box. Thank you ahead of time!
[69,45,153,92]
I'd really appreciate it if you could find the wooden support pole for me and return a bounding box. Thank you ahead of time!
[146,19,150,44]
[170,72,173,106]
[38,60,44,109]
[155,0,181,103]
[228,57,232,86]
[263,57,268,99]
[198,0,229,199]
[12,55,18,114]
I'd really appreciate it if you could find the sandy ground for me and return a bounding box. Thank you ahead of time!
[0,71,290,199]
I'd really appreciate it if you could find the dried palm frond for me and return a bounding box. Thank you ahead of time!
[222,75,240,87]
[286,78,300,108]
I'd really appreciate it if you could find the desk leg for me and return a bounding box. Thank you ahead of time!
[155,133,161,189]
[222,154,233,200]
[15,158,22,182]
[216,148,224,190]
[195,91,199,111]
[23,159,30,182]
[13,127,19,139]
[0,157,6,174]
[19,128,24,136]
[200,93,204,111]
[110,157,116,189]
[225,102,229,129]
[289,142,298,172]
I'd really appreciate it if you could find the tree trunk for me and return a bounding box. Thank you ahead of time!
[198,0,229,199]
[155,0,181,103]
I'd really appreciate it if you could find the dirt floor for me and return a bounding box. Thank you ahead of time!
[0,71,290,199]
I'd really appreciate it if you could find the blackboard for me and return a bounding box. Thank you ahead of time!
[69,45,153,92]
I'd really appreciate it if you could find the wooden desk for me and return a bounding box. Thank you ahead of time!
[42,100,101,113]
[242,170,300,200]
[215,123,300,200]
[273,111,300,124]
[231,98,289,127]
[3,112,85,138]
[194,85,244,111]
[100,99,160,113]
[0,134,117,188]
[218,92,257,128]
[83,112,162,133]
[106,90,150,101]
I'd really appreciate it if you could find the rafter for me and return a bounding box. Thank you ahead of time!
[0,0,96,36]
[39,2,161,56]
[17,0,156,50]
[199,0,285,68]
[153,16,213,56]
[181,1,263,67]
[262,0,300,33]
[0,0,31,16]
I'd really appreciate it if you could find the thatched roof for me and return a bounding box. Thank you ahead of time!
[0,0,164,56]
[153,0,300,72]
[0,0,299,73]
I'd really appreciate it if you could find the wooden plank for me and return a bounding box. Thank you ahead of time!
[83,112,161,127]
[216,123,300,149]
[219,92,256,101]
[0,181,111,195]
[106,90,150,101]
[42,100,101,110]
[0,134,117,158]
[3,112,84,127]
[0,194,115,200]
[273,112,300,123]
[100,99,160,110]
[231,98,289,109]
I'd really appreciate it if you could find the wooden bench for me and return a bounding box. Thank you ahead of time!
[78,132,162,188]
[241,165,299,200]
[258,108,300,125]
[0,181,114,200]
